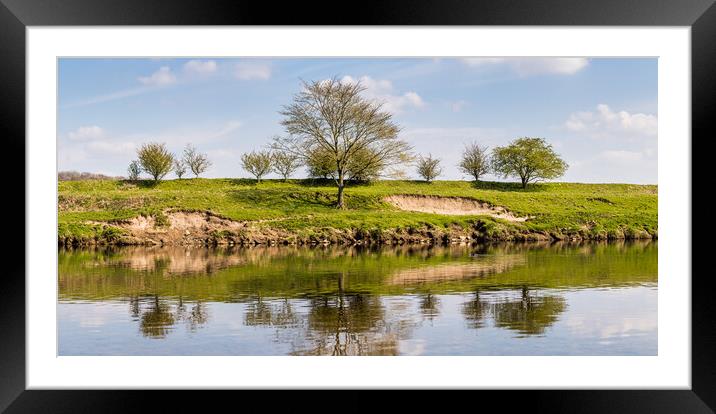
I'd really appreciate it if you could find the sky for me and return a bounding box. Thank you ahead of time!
[58,57,658,184]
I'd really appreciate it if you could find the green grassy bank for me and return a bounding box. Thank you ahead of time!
[58,178,657,245]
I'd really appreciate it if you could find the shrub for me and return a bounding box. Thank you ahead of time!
[137,143,174,182]
[416,154,442,182]
[241,150,273,183]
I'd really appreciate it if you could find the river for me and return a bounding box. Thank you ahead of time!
[58,241,657,355]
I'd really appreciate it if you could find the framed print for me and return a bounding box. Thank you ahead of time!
[1,0,714,411]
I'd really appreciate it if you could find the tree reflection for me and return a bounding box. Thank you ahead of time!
[461,290,488,329]
[289,272,397,355]
[301,293,387,355]
[244,297,298,328]
[244,297,273,326]
[492,286,566,336]
[139,295,175,338]
[129,294,210,338]
[461,287,566,335]
[419,293,440,323]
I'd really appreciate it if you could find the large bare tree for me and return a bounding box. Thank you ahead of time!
[272,78,411,209]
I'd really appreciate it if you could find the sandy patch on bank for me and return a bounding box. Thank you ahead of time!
[96,246,247,275]
[384,195,530,222]
[387,254,526,285]
[90,211,248,244]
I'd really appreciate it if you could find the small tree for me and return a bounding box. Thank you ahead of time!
[345,147,389,183]
[459,142,491,182]
[137,143,174,182]
[416,154,442,183]
[183,144,212,178]
[241,150,273,183]
[272,151,302,181]
[127,160,142,181]
[174,159,187,179]
[306,147,336,179]
[491,137,568,189]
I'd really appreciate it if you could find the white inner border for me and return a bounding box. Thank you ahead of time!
[27,27,690,389]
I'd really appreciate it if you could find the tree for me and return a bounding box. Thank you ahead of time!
[137,142,174,182]
[344,147,387,182]
[306,146,387,182]
[272,150,302,181]
[491,137,568,189]
[127,160,142,181]
[272,78,411,209]
[241,150,273,183]
[459,142,491,182]
[305,148,335,179]
[183,144,212,178]
[174,159,187,179]
[416,154,442,182]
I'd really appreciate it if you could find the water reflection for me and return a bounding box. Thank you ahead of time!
[58,241,657,355]
[129,295,210,338]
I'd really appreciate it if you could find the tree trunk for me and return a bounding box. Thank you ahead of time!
[336,182,345,209]
[521,177,528,189]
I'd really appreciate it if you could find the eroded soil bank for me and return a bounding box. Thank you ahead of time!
[384,195,531,222]
[59,209,657,247]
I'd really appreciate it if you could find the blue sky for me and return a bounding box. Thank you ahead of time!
[58,57,657,184]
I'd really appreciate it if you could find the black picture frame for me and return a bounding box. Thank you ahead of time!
[1,0,712,411]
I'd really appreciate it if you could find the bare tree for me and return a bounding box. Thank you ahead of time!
[127,160,142,181]
[241,150,273,183]
[272,78,411,209]
[416,154,442,183]
[459,142,491,182]
[137,143,174,182]
[174,159,187,179]
[183,144,212,178]
[272,150,302,181]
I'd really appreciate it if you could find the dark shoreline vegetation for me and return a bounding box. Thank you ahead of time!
[58,178,657,247]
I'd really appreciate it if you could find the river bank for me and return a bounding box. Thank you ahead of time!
[58,179,657,246]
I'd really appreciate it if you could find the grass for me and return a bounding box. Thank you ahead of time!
[58,178,657,241]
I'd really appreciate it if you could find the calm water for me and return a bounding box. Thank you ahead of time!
[58,241,657,356]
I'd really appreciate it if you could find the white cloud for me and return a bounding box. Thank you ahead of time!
[138,66,177,86]
[600,150,646,163]
[450,100,468,112]
[125,119,242,147]
[86,140,137,156]
[68,125,105,141]
[341,75,425,114]
[564,104,658,138]
[212,120,242,138]
[183,60,217,75]
[235,62,271,80]
[62,87,152,109]
[59,119,243,175]
[461,58,589,76]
